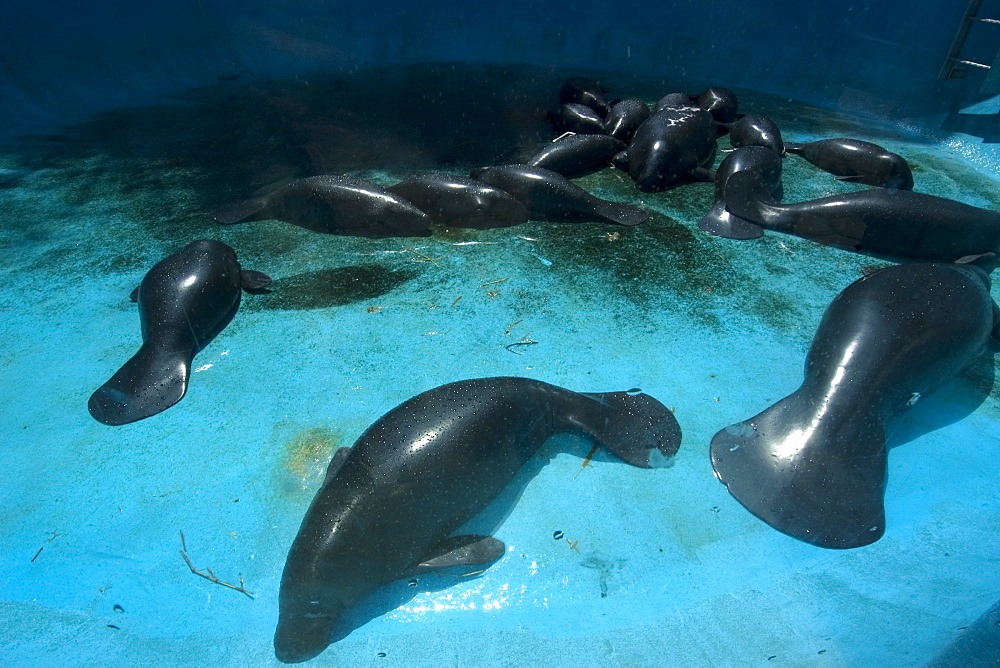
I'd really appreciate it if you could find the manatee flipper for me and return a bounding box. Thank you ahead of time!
[955,252,997,271]
[589,200,649,227]
[709,390,888,549]
[240,269,272,293]
[88,342,191,426]
[410,535,506,575]
[212,197,268,225]
[698,200,765,239]
[576,391,681,468]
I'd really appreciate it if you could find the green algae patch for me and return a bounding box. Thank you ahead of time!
[277,427,344,496]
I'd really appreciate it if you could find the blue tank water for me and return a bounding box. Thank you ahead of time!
[2,3,1000,666]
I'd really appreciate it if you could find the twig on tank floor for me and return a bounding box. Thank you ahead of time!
[481,276,510,287]
[405,247,441,265]
[179,531,254,599]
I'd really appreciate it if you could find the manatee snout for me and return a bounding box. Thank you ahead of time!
[273,609,339,664]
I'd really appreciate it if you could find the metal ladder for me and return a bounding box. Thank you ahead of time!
[939,0,1000,93]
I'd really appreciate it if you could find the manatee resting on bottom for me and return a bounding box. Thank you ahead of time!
[526,134,626,179]
[783,138,913,190]
[212,175,433,238]
[387,173,528,229]
[275,376,681,662]
[710,258,1000,549]
[88,240,270,426]
[470,164,649,226]
[722,170,1000,262]
[726,114,784,155]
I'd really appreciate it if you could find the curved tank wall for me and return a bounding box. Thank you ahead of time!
[0,1,991,139]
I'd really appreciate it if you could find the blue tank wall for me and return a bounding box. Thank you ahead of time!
[0,1,989,139]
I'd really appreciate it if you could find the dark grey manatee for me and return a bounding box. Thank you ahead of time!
[784,138,913,189]
[470,164,649,226]
[695,87,740,126]
[623,106,717,192]
[558,76,611,117]
[274,377,681,662]
[698,146,783,240]
[710,258,1000,549]
[723,170,1000,262]
[88,240,271,426]
[605,99,652,144]
[655,92,693,112]
[387,173,528,229]
[212,175,433,238]
[527,134,627,179]
[728,114,784,155]
[546,102,607,135]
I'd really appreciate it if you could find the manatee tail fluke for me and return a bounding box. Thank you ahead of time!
[698,200,764,239]
[709,390,888,549]
[722,171,780,229]
[589,200,650,226]
[212,197,268,225]
[574,390,681,468]
[88,343,191,426]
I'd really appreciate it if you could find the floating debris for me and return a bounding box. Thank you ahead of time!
[505,335,537,354]
[574,444,600,478]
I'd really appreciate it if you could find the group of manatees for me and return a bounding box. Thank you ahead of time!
[87,76,1000,662]
[542,77,1000,262]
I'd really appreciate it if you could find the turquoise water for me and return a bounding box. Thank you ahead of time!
[1,65,998,665]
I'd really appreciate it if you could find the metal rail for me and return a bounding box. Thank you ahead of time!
[939,0,1000,89]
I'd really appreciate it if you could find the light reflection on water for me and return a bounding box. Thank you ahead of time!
[395,576,535,618]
